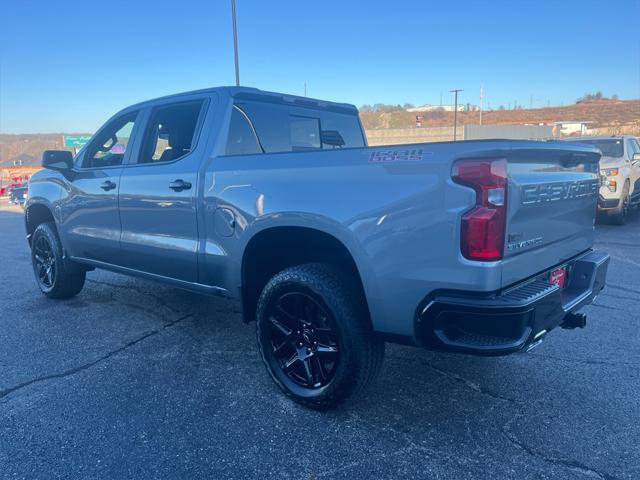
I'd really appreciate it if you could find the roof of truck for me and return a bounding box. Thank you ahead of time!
[126,86,359,114]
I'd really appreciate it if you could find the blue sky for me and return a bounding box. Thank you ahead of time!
[1,0,639,133]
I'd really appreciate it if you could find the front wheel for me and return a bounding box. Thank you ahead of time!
[31,222,86,299]
[610,181,630,225]
[256,263,384,410]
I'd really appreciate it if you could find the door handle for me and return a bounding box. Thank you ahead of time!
[169,179,192,191]
[100,180,116,191]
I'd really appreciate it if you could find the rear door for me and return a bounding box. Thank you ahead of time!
[60,111,140,263]
[117,96,209,282]
[501,142,601,287]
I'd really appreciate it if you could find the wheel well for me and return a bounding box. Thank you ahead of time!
[25,204,55,245]
[241,227,368,323]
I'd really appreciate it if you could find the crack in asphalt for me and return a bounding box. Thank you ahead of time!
[502,417,620,480]
[315,443,440,478]
[590,303,627,312]
[607,283,640,297]
[117,300,177,321]
[86,278,186,314]
[528,353,635,368]
[599,291,640,304]
[0,313,194,403]
[610,255,640,269]
[386,354,518,405]
[387,355,621,479]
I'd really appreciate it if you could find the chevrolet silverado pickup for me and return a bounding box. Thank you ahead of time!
[26,87,609,409]
[563,135,640,224]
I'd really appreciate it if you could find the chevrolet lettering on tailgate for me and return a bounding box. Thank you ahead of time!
[521,179,599,205]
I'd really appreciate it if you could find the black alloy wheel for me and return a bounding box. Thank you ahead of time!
[265,291,341,389]
[30,222,86,298]
[256,263,385,410]
[33,234,56,289]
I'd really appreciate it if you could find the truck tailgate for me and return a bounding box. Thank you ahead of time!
[501,143,600,287]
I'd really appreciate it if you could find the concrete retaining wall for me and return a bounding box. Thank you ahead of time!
[365,127,454,145]
[365,124,558,146]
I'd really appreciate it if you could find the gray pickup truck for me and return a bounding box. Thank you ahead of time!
[27,87,609,409]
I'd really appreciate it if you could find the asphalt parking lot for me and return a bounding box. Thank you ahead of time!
[1,202,638,480]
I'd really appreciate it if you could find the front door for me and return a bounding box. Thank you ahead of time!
[60,111,140,264]
[117,99,207,282]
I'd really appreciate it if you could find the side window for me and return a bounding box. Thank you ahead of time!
[83,112,137,168]
[319,112,365,149]
[290,116,320,151]
[627,139,639,158]
[625,140,633,159]
[225,106,262,155]
[235,101,290,153]
[138,101,204,164]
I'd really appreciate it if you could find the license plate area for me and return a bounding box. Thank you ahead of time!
[549,266,568,289]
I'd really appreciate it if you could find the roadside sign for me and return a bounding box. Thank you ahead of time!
[63,135,91,148]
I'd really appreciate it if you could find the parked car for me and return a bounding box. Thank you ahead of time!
[26,87,609,409]
[564,135,640,224]
[9,184,28,207]
[1,182,23,198]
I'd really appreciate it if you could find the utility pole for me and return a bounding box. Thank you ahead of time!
[231,0,240,86]
[479,84,484,126]
[450,89,463,141]
[304,81,307,97]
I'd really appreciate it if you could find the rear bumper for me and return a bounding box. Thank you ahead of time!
[415,249,609,355]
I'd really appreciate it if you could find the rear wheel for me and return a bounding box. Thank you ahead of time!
[31,222,85,299]
[256,263,384,410]
[610,181,630,225]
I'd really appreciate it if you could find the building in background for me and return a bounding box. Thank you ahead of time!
[553,121,593,137]
[0,166,40,196]
[406,104,479,112]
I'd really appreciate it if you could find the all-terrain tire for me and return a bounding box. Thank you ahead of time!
[610,181,630,225]
[31,222,86,299]
[256,263,384,410]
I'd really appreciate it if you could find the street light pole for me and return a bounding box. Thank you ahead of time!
[450,89,463,141]
[231,0,240,86]
[479,84,484,126]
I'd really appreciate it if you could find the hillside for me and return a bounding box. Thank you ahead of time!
[360,99,640,132]
[0,134,87,167]
[1,100,638,166]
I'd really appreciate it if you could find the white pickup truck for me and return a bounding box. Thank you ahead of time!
[27,87,609,409]
[565,135,640,224]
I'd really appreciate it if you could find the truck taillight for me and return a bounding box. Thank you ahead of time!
[452,159,508,261]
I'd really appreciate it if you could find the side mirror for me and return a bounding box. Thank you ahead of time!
[42,150,73,171]
[632,152,640,165]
